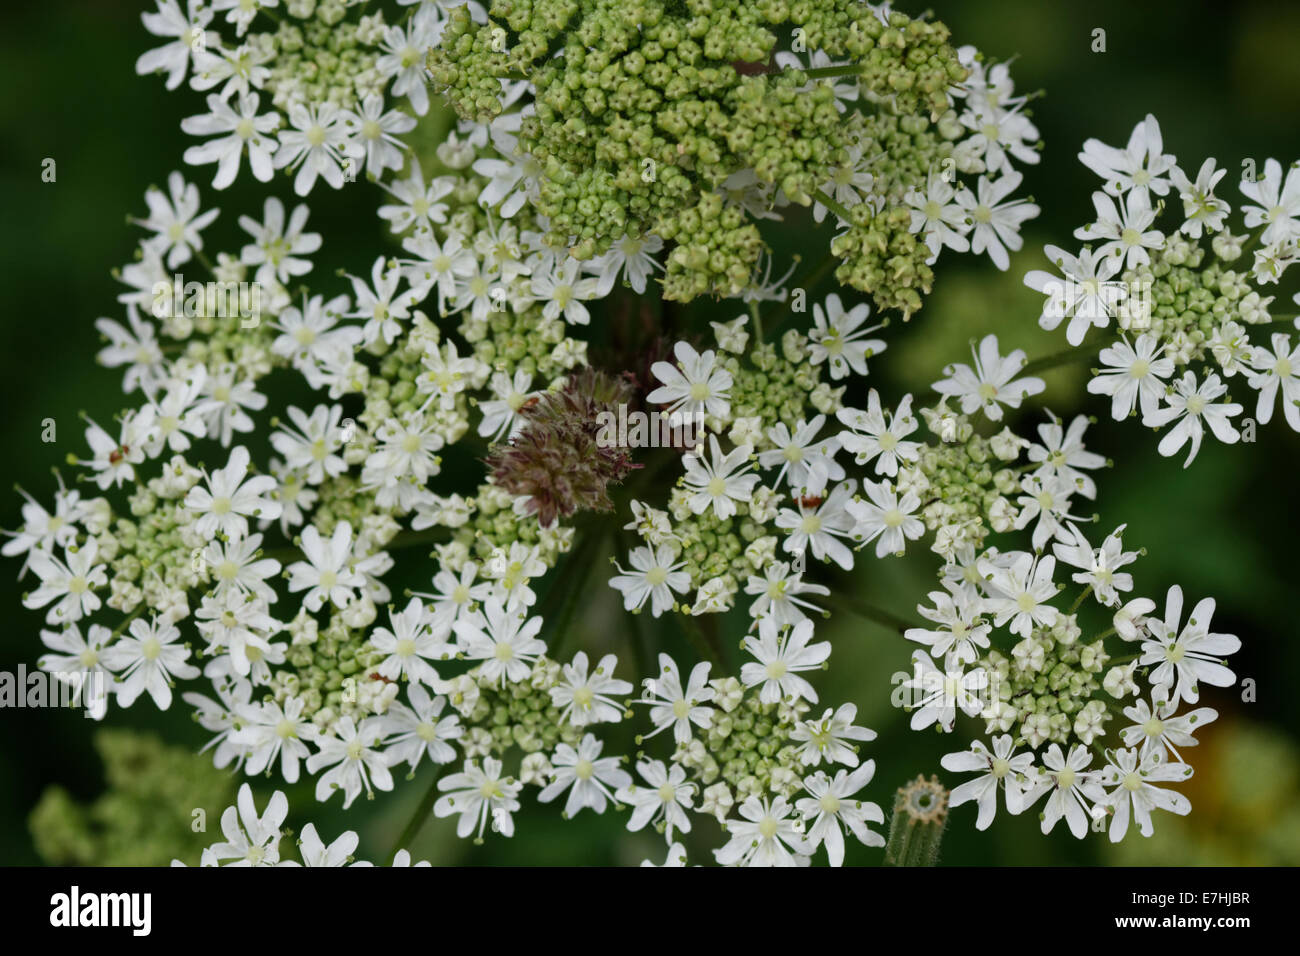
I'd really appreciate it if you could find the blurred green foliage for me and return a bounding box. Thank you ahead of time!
[1,0,1298,866]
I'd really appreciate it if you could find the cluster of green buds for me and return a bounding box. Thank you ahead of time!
[429,0,967,300]
[273,607,396,728]
[241,4,390,114]
[909,401,1026,561]
[978,611,1113,749]
[721,327,845,442]
[672,679,809,819]
[442,656,586,769]
[1119,235,1274,367]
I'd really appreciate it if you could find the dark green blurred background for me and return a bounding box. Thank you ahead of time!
[2,0,1299,865]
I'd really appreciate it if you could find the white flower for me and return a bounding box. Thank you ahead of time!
[1099,748,1192,842]
[796,763,884,866]
[274,101,359,196]
[681,435,759,519]
[790,703,876,767]
[903,651,988,731]
[585,233,664,295]
[740,617,831,704]
[550,652,633,727]
[402,230,476,312]
[207,784,287,866]
[1088,333,1175,421]
[452,597,546,687]
[941,735,1035,830]
[135,171,219,268]
[1133,584,1240,705]
[341,93,415,179]
[102,616,198,710]
[905,582,991,665]
[1024,245,1123,346]
[982,551,1060,638]
[306,715,393,809]
[382,684,463,770]
[23,540,106,625]
[1120,689,1217,761]
[285,521,366,612]
[1240,158,1300,245]
[269,404,349,485]
[79,409,155,490]
[95,305,165,393]
[531,259,599,325]
[774,479,859,571]
[1075,188,1165,269]
[1078,114,1176,198]
[211,0,279,37]
[415,562,492,629]
[743,562,830,629]
[146,367,213,455]
[539,734,631,817]
[635,654,715,744]
[616,759,695,841]
[715,795,810,867]
[370,597,452,686]
[808,293,887,379]
[1171,158,1230,237]
[1245,332,1300,431]
[476,369,535,442]
[954,170,1039,270]
[932,334,1045,421]
[379,162,454,234]
[641,843,688,867]
[238,197,321,287]
[846,479,924,558]
[835,391,921,476]
[232,695,312,783]
[758,415,843,495]
[647,341,733,420]
[1052,523,1137,607]
[136,0,215,90]
[185,445,281,540]
[1014,473,1083,551]
[347,256,420,346]
[609,544,690,617]
[1143,371,1242,467]
[1022,743,1109,839]
[37,623,115,720]
[434,757,522,840]
[194,590,282,680]
[905,171,971,258]
[295,824,358,868]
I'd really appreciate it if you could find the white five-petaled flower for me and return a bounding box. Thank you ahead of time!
[1099,747,1192,842]
[1024,244,1123,346]
[808,293,887,379]
[185,445,281,540]
[550,651,633,727]
[933,334,1045,421]
[616,759,695,841]
[434,757,522,840]
[796,763,884,866]
[1132,584,1239,705]
[715,795,810,867]
[740,617,831,704]
[845,479,924,558]
[635,654,715,744]
[835,390,921,477]
[1240,157,1300,246]
[370,597,451,686]
[758,415,843,495]
[538,734,632,818]
[1021,743,1109,839]
[1075,188,1166,270]
[1143,370,1242,467]
[1078,114,1177,199]
[1120,688,1217,761]
[903,651,988,732]
[789,703,877,768]
[681,435,759,519]
[285,521,366,612]
[1088,333,1174,421]
[306,715,393,809]
[941,734,1035,830]
[647,341,733,419]
[101,615,198,710]
[609,544,690,617]
[981,551,1061,638]
[207,784,287,866]
[452,597,546,687]
[23,540,107,625]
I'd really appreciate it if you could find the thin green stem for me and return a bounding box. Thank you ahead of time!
[1068,585,1093,615]
[812,188,853,224]
[389,763,450,862]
